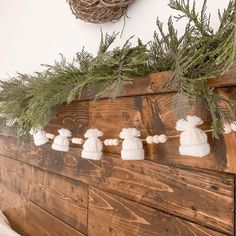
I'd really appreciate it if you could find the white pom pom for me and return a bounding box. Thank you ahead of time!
[158,134,167,143]
[176,115,203,131]
[119,128,141,139]
[58,128,72,137]
[84,129,103,138]
[152,135,159,144]
[71,138,83,145]
[146,136,153,144]
[104,139,110,146]
[109,139,114,146]
[46,133,55,139]
[223,123,232,134]
[104,139,119,146]
[111,139,119,146]
[230,122,236,132]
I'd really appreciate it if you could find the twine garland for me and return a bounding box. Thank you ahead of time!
[68,0,134,23]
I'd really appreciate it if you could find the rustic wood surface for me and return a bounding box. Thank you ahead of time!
[0,72,235,235]
[0,136,234,235]
[0,155,87,235]
[77,72,236,101]
[88,187,227,236]
[45,100,89,138]
[0,182,85,236]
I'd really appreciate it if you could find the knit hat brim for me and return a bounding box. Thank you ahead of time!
[121,149,144,160]
[179,143,210,157]
[34,137,49,146]
[52,143,69,152]
[81,151,102,160]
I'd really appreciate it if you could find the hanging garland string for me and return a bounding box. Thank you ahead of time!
[31,117,236,159]
[0,0,235,138]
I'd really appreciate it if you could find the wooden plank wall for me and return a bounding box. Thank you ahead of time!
[0,73,235,236]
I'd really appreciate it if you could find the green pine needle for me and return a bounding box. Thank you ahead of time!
[0,0,235,138]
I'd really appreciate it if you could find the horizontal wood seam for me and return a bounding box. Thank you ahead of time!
[74,72,236,101]
[29,201,86,236]
[89,186,231,236]
[0,153,232,235]
[0,154,87,236]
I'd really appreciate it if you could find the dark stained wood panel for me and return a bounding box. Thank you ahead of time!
[45,100,89,138]
[0,183,84,236]
[88,187,227,236]
[0,136,234,235]
[0,155,88,235]
[0,71,235,236]
[76,72,236,101]
[28,168,88,234]
[217,87,236,173]
[89,92,236,173]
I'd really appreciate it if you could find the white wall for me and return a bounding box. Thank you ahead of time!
[0,0,229,79]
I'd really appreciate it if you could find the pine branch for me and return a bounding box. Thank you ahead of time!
[0,0,235,139]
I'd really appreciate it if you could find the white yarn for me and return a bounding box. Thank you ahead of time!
[81,129,103,160]
[119,128,144,160]
[46,133,55,139]
[104,139,119,146]
[231,122,236,132]
[52,128,71,152]
[58,128,72,137]
[146,136,153,144]
[152,135,159,144]
[84,129,103,138]
[30,129,49,146]
[176,115,203,131]
[119,128,141,139]
[71,137,83,145]
[223,123,232,134]
[158,134,167,143]
[176,115,210,157]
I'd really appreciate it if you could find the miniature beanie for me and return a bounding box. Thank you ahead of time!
[30,129,49,146]
[81,129,103,160]
[52,128,72,152]
[176,115,210,157]
[119,128,144,160]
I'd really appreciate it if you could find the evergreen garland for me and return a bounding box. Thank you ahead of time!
[0,0,235,137]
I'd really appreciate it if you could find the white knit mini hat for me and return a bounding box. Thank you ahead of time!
[176,115,210,157]
[119,128,144,160]
[52,128,72,152]
[30,129,49,146]
[81,129,103,160]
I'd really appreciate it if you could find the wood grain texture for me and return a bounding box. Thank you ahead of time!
[45,100,89,138]
[217,87,236,173]
[88,187,227,236]
[89,92,236,173]
[28,168,88,234]
[0,71,235,236]
[0,183,84,236]
[0,155,88,235]
[76,72,236,101]
[0,136,234,235]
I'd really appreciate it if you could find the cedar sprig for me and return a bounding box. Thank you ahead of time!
[149,0,236,137]
[0,0,235,138]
